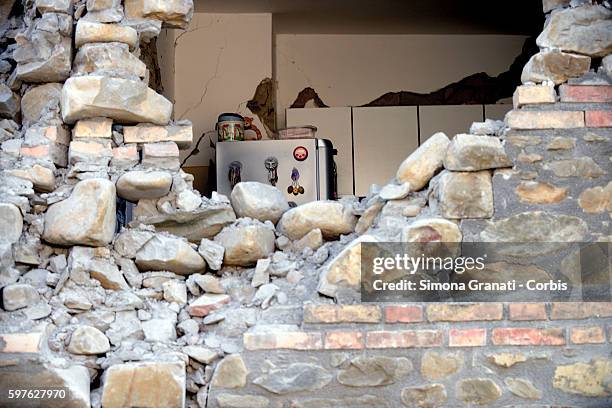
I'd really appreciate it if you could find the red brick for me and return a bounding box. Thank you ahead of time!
[505,110,585,129]
[303,304,381,324]
[449,328,486,347]
[491,327,565,346]
[585,111,612,128]
[570,326,605,344]
[366,330,443,349]
[20,144,68,167]
[559,85,612,103]
[0,332,42,353]
[384,305,423,323]
[550,302,612,320]
[324,331,364,350]
[427,303,503,322]
[112,145,138,161]
[508,303,547,321]
[243,331,322,351]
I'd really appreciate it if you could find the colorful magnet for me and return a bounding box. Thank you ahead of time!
[287,167,305,196]
[293,146,308,161]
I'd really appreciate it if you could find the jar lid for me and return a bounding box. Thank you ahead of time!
[218,113,244,122]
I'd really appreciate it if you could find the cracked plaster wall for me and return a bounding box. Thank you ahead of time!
[172,13,272,167]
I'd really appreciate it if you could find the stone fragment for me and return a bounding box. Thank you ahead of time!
[401,384,447,408]
[6,165,55,192]
[215,394,269,408]
[293,228,324,252]
[0,84,19,119]
[142,318,176,342]
[537,5,612,57]
[355,202,384,235]
[0,203,23,244]
[553,359,612,397]
[254,363,331,394]
[75,20,138,49]
[421,351,463,380]
[43,178,116,246]
[515,181,568,205]
[112,144,139,169]
[141,141,180,170]
[197,238,224,271]
[116,171,173,202]
[21,83,62,127]
[402,218,462,242]
[183,346,217,364]
[545,157,605,178]
[193,274,224,294]
[521,50,591,85]
[505,377,542,400]
[123,123,193,148]
[252,258,270,288]
[114,228,154,258]
[101,361,186,408]
[230,182,289,224]
[163,280,187,304]
[487,353,528,368]
[456,378,502,405]
[215,220,275,266]
[188,293,230,317]
[444,134,511,171]
[73,42,146,79]
[69,139,112,166]
[68,325,110,355]
[176,189,202,212]
[36,0,73,14]
[73,117,113,138]
[212,354,248,389]
[318,235,377,298]
[2,283,40,311]
[337,356,412,387]
[396,132,450,191]
[124,0,194,28]
[85,0,124,22]
[547,137,576,150]
[278,201,357,240]
[432,171,493,219]
[469,119,504,136]
[136,234,205,275]
[578,182,612,213]
[89,259,129,290]
[513,85,556,108]
[379,182,411,200]
[61,76,172,125]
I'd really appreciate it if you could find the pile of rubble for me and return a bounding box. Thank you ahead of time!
[0,0,610,407]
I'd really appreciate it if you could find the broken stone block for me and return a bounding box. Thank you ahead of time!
[123,123,193,148]
[43,178,116,246]
[116,171,173,202]
[293,228,323,252]
[253,362,331,394]
[337,355,412,386]
[141,141,180,170]
[0,83,19,119]
[84,0,124,23]
[163,280,187,304]
[114,228,154,258]
[396,132,450,191]
[36,0,73,14]
[277,200,357,240]
[101,361,186,408]
[197,238,224,271]
[214,220,275,266]
[537,5,612,57]
[14,13,72,82]
[125,0,194,28]
[75,20,138,49]
[521,50,591,85]
[73,42,146,80]
[111,144,139,169]
[89,259,129,290]
[69,140,113,166]
[188,293,230,317]
[135,234,206,274]
[457,378,502,405]
[402,218,462,243]
[230,182,289,224]
[183,346,217,364]
[142,318,177,342]
[0,203,23,244]
[21,83,63,127]
[505,377,542,400]
[2,283,40,311]
[73,117,113,139]
[211,354,248,389]
[68,325,111,355]
[176,189,202,212]
[6,164,56,192]
[379,181,410,200]
[469,119,504,136]
[401,384,448,408]
[444,134,511,171]
[432,171,494,219]
[421,351,463,380]
[22,126,69,167]
[61,76,173,125]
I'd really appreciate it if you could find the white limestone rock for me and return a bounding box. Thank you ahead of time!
[277,201,357,241]
[230,182,289,224]
[142,318,177,342]
[2,283,40,311]
[68,325,111,355]
[124,0,194,29]
[443,134,512,171]
[197,239,224,271]
[73,42,147,80]
[116,171,173,202]
[379,181,411,200]
[114,228,155,258]
[214,220,276,267]
[396,132,450,191]
[75,20,138,49]
[135,234,206,275]
[43,178,116,246]
[0,203,23,244]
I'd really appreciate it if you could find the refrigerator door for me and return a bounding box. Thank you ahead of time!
[216,139,322,205]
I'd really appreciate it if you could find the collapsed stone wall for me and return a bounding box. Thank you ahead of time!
[0,1,610,408]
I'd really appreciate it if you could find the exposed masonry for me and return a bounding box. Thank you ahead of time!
[0,1,611,408]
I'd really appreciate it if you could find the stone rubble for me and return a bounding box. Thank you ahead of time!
[0,1,610,407]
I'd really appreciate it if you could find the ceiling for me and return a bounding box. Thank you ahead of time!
[195,0,544,35]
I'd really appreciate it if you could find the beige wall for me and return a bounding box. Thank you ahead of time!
[276,34,526,128]
[174,13,272,166]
